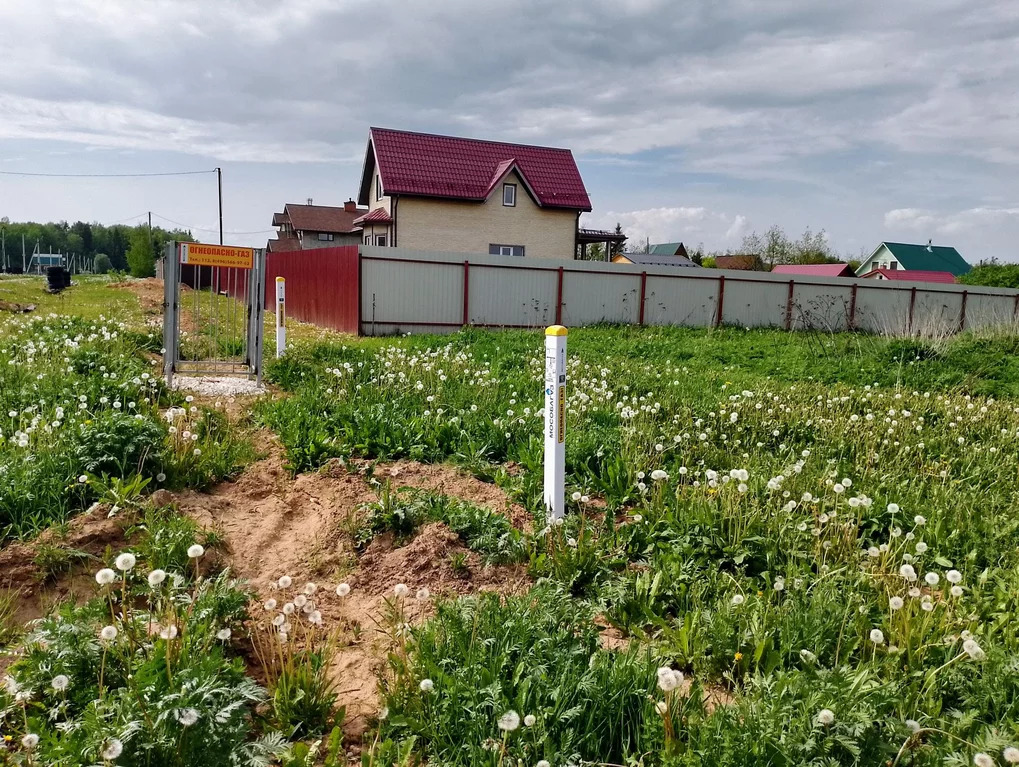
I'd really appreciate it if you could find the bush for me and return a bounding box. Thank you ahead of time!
[959,262,1019,289]
[93,253,112,274]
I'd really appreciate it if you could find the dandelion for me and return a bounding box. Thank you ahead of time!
[303,582,317,595]
[870,628,885,645]
[655,700,668,715]
[160,625,178,640]
[899,564,918,581]
[263,598,277,610]
[947,569,963,584]
[523,714,536,727]
[114,552,136,572]
[100,625,118,642]
[925,572,940,586]
[651,469,668,481]
[889,596,904,611]
[498,710,521,732]
[95,568,116,585]
[905,719,921,733]
[537,761,551,767]
[416,587,430,600]
[914,541,928,554]
[816,709,835,726]
[419,678,434,692]
[394,583,410,598]
[277,575,292,589]
[272,614,286,627]
[656,666,684,692]
[1003,748,1019,764]
[951,586,964,597]
[102,739,124,760]
[974,754,994,767]
[921,599,934,612]
[336,583,351,597]
[282,603,295,616]
[914,515,926,526]
[731,593,745,606]
[147,569,167,587]
[963,639,986,661]
[78,475,88,484]
[21,733,39,749]
[51,674,70,692]
[773,577,785,592]
[571,491,582,501]
[187,544,205,559]
[799,648,817,664]
[175,708,200,726]
[217,628,232,641]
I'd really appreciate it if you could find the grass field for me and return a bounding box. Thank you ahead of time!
[2,275,1019,766]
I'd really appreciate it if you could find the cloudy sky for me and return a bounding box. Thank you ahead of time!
[1,0,1017,261]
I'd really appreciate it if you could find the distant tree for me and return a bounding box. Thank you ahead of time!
[959,260,1019,289]
[610,223,625,257]
[93,253,112,274]
[702,256,716,268]
[126,227,155,277]
[690,243,704,265]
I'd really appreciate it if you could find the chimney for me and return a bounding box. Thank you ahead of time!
[344,199,357,212]
[306,197,313,206]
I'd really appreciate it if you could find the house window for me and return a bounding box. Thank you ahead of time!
[489,244,524,257]
[317,233,334,241]
[375,235,388,247]
[502,183,516,207]
[889,261,897,270]
[376,176,383,200]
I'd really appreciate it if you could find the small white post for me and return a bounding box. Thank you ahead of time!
[275,276,286,358]
[543,325,567,520]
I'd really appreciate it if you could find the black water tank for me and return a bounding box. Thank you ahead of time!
[46,266,69,292]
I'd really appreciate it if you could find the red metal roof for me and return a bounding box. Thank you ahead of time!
[353,208,393,225]
[772,263,855,278]
[284,203,366,234]
[362,127,592,211]
[861,268,957,284]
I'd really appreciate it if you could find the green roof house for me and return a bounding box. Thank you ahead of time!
[855,241,970,277]
[648,242,689,257]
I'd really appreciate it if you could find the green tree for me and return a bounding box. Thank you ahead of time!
[959,259,1019,289]
[93,253,112,274]
[126,227,155,277]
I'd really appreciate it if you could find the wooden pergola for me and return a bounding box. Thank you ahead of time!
[577,227,627,261]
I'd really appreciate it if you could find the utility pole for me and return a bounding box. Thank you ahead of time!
[217,167,223,245]
[1,226,5,271]
[21,234,25,273]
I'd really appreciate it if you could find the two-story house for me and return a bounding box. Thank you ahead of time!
[355,127,594,259]
[855,241,970,278]
[268,200,367,253]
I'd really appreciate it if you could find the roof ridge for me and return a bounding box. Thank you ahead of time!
[370,126,574,154]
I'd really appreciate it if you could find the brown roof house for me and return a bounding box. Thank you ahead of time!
[356,127,593,259]
[268,200,368,253]
[714,254,765,270]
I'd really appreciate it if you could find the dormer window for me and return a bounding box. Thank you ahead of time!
[503,183,516,207]
[376,176,383,200]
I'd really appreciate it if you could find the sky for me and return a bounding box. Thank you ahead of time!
[0,0,1017,262]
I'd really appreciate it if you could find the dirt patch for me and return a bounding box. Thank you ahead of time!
[0,504,131,626]
[0,300,35,314]
[171,438,531,738]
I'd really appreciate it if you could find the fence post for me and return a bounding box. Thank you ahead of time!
[1014,293,1019,322]
[638,271,647,325]
[543,325,567,521]
[784,280,795,330]
[908,287,917,334]
[462,260,470,326]
[715,275,726,328]
[555,266,564,325]
[959,290,968,332]
[848,283,858,331]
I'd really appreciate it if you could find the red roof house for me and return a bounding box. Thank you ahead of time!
[356,127,592,258]
[268,200,368,253]
[771,263,855,278]
[860,268,957,284]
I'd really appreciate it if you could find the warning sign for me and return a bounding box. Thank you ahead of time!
[179,243,254,269]
[557,385,565,443]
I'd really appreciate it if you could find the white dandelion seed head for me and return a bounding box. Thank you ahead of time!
[889,596,905,611]
[951,585,964,597]
[394,583,410,598]
[498,710,521,732]
[869,629,885,645]
[263,598,277,610]
[816,709,835,726]
[963,639,986,661]
[114,553,136,572]
[147,569,167,587]
[416,587,430,601]
[651,469,668,481]
[947,569,963,584]
[293,594,307,608]
[95,568,116,585]
[537,761,552,767]
[303,582,317,595]
[925,572,940,586]
[974,753,994,767]
[217,628,232,641]
[905,719,920,733]
[102,738,124,760]
[186,544,205,559]
[21,733,39,749]
[277,575,292,589]
[175,708,199,726]
[282,602,295,615]
[1003,747,1019,764]
[899,564,918,582]
[336,583,351,597]
[571,491,582,501]
[656,666,684,692]
[523,714,536,727]
[100,625,118,642]
[419,678,434,692]
[915,542,928,555]
[655,700,668,715]
[51,674,70,691]
[731,593,745,606]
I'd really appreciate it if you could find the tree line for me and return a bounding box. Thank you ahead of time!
[0,218,194,276]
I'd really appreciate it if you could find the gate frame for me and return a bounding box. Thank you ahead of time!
[162,241,266,387]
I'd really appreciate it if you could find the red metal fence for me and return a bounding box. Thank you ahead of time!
[264,245,359,334]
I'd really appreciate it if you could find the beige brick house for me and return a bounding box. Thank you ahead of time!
[355,127,600,259]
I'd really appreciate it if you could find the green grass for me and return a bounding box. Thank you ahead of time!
[0,274,144,323]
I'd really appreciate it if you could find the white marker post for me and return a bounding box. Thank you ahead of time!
[275,276,286,358]
[543,325,567,520]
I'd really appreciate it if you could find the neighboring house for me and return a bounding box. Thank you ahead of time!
[612,252,700,268]
[860,268,957,284]
[715,254,765,270]
[855,241,970,277]
[648,242,689,258]
[771,263,855,278]
[356,127,592,259]
[268,200,367,253]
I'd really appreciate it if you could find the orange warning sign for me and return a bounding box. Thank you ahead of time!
[179,243,254,269]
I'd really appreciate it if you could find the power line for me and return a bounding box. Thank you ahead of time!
[150,212,273,236]
[0,169,217,178]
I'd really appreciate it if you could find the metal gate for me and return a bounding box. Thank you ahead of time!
[162,241,266,386]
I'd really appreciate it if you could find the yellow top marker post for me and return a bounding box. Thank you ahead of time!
[545,325,568,336]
